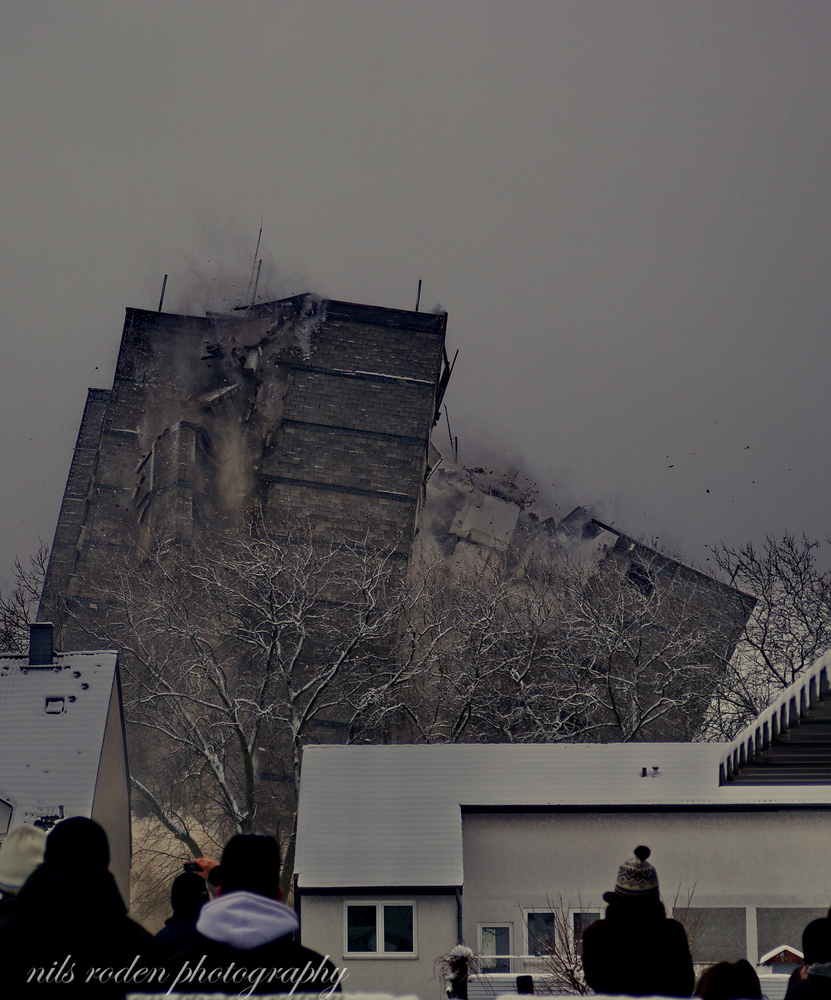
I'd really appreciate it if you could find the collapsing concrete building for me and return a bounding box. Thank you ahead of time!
[38,290,752,752]
[29,288,763,901]
[41,287,746,654]
[420,460,754,650]
[416,462,756,740]
[41,295,450,619]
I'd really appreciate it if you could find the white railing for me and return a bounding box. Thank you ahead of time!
[718,652,831,783]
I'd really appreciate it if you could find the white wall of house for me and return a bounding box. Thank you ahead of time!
[296,740,831,995]
[462,809,831,968]
[299,892,457,999]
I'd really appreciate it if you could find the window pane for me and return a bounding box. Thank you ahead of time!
[572,911,601,954]
[347,905,377,952]
[527,912,557,956]
[384,905,414,952]
[482,925,511,973]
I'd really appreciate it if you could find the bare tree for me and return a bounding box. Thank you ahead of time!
[666,883,706,964]
[377,556,582,744]
[547,554,737,742]
[362,547,737,747]
[705,533,831,738]
[0,543,49,652]
[1,518,763,914]
[529,897,591,996]
[43,518,415,890]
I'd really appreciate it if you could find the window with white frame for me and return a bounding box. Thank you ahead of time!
[570,908,602,954]
[480,924,512,973]
[344,902,416,957]
[525,910,557,957]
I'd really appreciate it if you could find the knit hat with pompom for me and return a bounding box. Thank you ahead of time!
[603,845,660,903]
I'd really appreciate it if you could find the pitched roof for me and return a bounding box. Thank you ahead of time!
[296,739,831,890]
[0,649,119,832]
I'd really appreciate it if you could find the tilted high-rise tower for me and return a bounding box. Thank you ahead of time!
[41,294,450,621]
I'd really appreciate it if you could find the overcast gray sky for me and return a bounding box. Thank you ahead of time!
[2,1,830,590]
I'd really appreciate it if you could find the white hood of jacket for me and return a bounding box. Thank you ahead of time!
[196,891,300,950]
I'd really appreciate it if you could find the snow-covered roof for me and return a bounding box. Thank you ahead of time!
[0,649,119,832]
[758,944,804,964]
[295,740,831,890]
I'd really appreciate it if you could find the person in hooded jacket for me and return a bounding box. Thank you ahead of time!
[155,870,210,958]
[0,816,161,998]
[166,834,343,995]
[581,845,694,998]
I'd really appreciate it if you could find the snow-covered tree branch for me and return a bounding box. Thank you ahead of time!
[704,533,831,738]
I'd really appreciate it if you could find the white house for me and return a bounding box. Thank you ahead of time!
[295,651,831,999]
[0,623,131,902]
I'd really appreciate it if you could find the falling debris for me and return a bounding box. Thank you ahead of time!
[415,457,754,663]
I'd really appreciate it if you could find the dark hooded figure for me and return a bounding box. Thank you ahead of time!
[0,816,161,998]
[166,834,344,994]
[155,871,210,958]
[581,845,694,998]
[785,917,831,1000]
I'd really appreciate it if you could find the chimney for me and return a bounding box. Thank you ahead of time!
[28,623,54,666]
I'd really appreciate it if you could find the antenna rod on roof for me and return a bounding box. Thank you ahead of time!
[239,221,264,310]
[444,405,458,464]
[415,279,422,312]
[158,274,168,312]
[250,259,262,307]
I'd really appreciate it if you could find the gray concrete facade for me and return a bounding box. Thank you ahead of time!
[41,296,448,625]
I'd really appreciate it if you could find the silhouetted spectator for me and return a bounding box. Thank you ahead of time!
[786,917,831,1000]
[166,833,344,995]
[582,845,694,997]
[0,816,160,998]
[696,959,762,1000]
[806,918,831,963]
[155,871,210,958]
